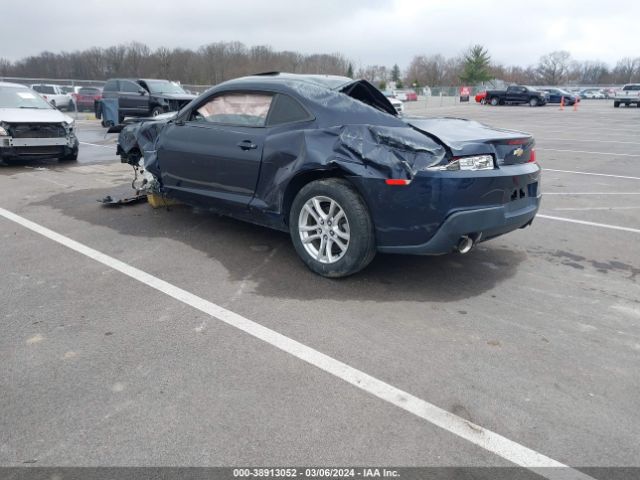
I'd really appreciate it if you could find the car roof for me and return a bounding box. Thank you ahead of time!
[0,81,30,88]
[221,72,353,90]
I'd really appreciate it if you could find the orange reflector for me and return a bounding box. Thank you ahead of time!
[385,179,411,186]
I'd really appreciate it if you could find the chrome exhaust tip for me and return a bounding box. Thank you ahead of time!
[457,235,474,254]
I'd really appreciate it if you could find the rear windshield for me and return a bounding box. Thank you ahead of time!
[79,87,101,95]
[32,85,56,94]
[0,86,54,109]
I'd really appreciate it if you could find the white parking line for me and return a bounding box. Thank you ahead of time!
[543,169,640,180]
[538,215,640,234]
[538,138,640,145]
[543,192,640,195]
[537,148,640,157]
[0,206,592,480]
[80,141,114,149]
[553,207,640,211]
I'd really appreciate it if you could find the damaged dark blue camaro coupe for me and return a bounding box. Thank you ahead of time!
[117,73,541,277]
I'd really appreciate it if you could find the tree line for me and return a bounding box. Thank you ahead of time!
[1,42,638,87]
[0,42,350,85]
[404,49,640,87]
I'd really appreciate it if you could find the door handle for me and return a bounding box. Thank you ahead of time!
[237,140,257,150]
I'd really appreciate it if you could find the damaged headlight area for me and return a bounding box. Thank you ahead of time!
[430,154,495,171]
[62,120,75,134]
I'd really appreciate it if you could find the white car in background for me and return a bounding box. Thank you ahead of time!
[0,82,79,163]
[388,97,404,115]
[580,89,605,99]
[382,90,404,114]
[30,84,74,110]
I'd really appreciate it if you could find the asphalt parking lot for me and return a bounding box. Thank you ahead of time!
[1,100,638,477]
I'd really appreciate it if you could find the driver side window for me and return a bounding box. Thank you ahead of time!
[192,92,273,127]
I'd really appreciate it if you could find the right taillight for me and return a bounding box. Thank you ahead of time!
[528,148,536,163]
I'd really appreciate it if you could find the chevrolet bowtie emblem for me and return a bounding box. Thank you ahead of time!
[513,147,524,157]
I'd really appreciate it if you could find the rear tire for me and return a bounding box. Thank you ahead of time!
[489,97,499,106]
[289,178,376,278]
[614,101,620,108]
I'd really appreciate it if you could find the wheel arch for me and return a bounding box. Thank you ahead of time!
[281,167,360,227]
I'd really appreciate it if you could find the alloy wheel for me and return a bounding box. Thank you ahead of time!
[298,195,350,264]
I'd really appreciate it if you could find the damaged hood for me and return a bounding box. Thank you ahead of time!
[406,117,531,150]
[0,107,73,123]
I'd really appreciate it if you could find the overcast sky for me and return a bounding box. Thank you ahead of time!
[1,0,636,68]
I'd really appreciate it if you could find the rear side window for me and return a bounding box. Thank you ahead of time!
[103,80,118,92]
[624,85,640,91]
[120,81,141,93]
[266,94,311,126]
[194,93,273,126]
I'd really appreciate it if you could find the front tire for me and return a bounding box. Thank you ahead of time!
[59,149,78,162]
[151,106,164,116]
[489,97,499,106]
[529,97,539,107]
[289,178,376,278]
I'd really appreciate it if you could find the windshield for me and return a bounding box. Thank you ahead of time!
[145,80,186,94]
[0,86,54,109]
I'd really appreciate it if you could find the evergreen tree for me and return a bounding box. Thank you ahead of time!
[391,63,403,88]
[459,45,492,84]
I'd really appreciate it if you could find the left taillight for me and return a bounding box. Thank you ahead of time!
[528,148,536,163]
[385,179,411,186]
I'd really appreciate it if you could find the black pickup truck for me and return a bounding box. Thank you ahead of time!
[100,78,196,123]
[485,85,548,107]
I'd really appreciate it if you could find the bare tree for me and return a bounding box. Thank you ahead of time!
[536,51,571,85]
[613,57,640,83]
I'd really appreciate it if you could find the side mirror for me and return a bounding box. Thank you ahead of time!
[138,89,147,96]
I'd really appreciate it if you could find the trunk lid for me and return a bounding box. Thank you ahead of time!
[406,117,534,165]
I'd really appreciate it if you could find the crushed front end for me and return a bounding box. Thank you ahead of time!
[0,121,78,161]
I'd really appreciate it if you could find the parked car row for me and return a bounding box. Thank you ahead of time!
[475,84,635,108]
[475,85,583,107]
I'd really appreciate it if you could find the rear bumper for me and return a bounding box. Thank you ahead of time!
[349,162,541,255]
[378,195,540,255]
